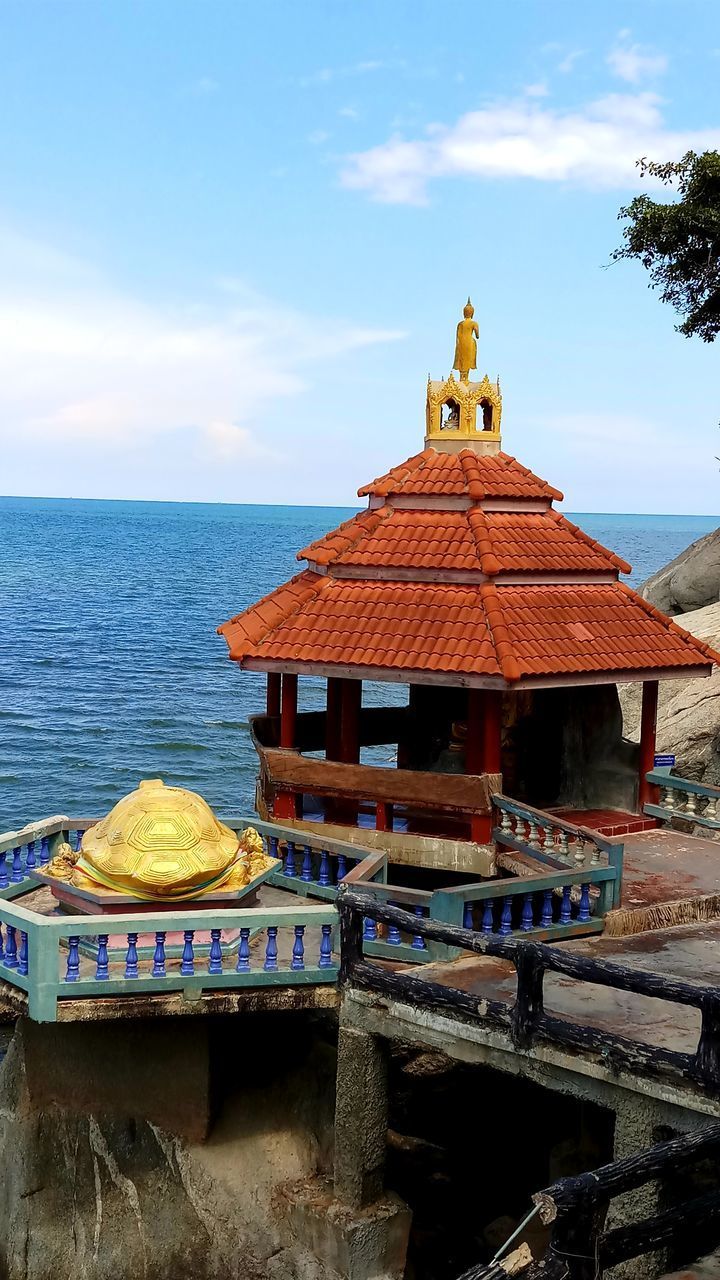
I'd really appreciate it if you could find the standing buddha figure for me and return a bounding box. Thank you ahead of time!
[453,298,479,381]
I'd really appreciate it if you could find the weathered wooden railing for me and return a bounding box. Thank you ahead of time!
[457,1123,720,1280]
[338,889,720,1091]
[493,795,624,909]
[643,770,720,830]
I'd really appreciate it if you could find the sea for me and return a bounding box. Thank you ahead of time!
[0,497,717,831]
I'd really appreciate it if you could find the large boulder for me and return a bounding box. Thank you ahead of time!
[619,601,720,784]
[641,528,720,615]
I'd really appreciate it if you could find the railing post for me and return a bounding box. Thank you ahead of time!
[694,991,720,1086]
[26,927,58,1023]
[511,943,545,1049]
[338,895,363,984]
[550,1193,607,1280]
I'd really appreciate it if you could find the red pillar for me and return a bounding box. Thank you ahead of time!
[266,672,281,718]
[339,679,361,764]
[467,689,502,844]
[326,677,342,760]
[275,673,299,820]
[638,680,659,811]
[482,690,502,777]
[280,673,297,750]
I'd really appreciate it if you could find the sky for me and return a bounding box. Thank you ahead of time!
[0,0,719,513]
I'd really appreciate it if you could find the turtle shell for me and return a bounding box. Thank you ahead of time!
[80,778,239,898]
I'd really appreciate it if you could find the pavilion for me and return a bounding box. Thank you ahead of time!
[218,303,719,870]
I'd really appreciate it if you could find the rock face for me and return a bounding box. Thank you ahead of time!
[619,601,720,784]
[0,1015,342,1280]
[641,528,720,616]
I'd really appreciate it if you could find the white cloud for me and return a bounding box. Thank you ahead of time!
[607,36,668,84]
[557,49,585,74]
[339,106,361,120]
[524,82,550,98]
[0,228,404,464]
[307,129,330,146]
[299,59,405,88]
[341,92,720,204]
[191,76,220,96]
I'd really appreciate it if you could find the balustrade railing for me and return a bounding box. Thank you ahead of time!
[0,816,92,900]
[0,893,339,1022]
[643,770,720,829]
[493,795,623,909]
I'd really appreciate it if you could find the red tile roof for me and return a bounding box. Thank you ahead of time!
[219,574,720,681]
[358,448,562,502]
[299,506,629,576]
[219,443,720,685]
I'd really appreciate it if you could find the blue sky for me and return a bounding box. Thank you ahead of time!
[1,0,719,512]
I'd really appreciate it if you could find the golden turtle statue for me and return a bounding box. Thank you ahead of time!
[48,779,274,901]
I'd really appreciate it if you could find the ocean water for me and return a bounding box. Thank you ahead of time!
[0,497,717,829]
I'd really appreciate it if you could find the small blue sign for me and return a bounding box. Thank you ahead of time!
[654,754,676,767]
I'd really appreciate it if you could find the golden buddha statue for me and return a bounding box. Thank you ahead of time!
[47,779,277,901]
[453,298,479,381]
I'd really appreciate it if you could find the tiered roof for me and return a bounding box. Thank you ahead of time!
[219,447,719,687]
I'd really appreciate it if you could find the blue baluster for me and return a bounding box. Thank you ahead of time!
[499,896,513,936]
[363,915,378,942]
[25,840,36,872]
[40,836,50,866]
[521,893,534,932]
[74,829,83,852]
[125,933,139,979]
[153,932,167,977]
[96,935,110,980]
[291,925,305,970]
[319,923,333,968]
[541,889,553,928]
[18,931,28,976]
[481,899,494,934]
[301,844,313,882]
[5,926,18,969]
[387,906,402,946]
[337,853,347,881]
[180,930,195,976]
[65,936,80,982]
[264,926,278,971]
[463,901,474,930]
[411,905,427,951]
[236,927,251,972]
[560,885,572,926]
[318,849,331,887]
[578,883,591,923]
[208,929,223,974]
[11,847,23,884]
[269,835,279,861]
[0,850,8,889]
[284,841,297,878]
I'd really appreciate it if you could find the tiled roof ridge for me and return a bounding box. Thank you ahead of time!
[616,582,720,666]
[458,450,486,501]
[493,450,564,502]
[467,507,500,575]
[547,509,631,575]
[479,582,522,682]
[297,506,390,566]
[357,450,432,498]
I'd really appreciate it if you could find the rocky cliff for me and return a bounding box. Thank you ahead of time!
[620,601,720,784]
[641,529,720,616]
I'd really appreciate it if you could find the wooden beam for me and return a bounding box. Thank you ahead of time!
[326,677,342,760]
[339,679,362,765]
